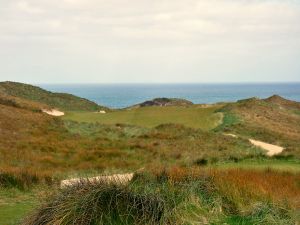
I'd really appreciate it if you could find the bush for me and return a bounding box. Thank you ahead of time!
[23,178,168,225]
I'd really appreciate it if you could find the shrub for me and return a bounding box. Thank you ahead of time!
[23,179,168,225]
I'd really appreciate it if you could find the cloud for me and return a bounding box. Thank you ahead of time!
[15,1,44,14]
[0,0,299,83]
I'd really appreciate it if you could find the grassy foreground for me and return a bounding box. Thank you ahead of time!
[63,105,223,130]
[23,168,300,225]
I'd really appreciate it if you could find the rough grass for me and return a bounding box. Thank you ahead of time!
[22,168,300,225]
[216,97,300,158]
[63,105,223,130]
[1,84,300,224]
[0,81,105,111]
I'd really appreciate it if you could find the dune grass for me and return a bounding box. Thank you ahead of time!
[23,168,300,225]
[63,105,223,130]
[0,81,105,111]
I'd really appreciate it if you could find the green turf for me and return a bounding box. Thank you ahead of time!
[0,188,38,225]
[63,106,223,130]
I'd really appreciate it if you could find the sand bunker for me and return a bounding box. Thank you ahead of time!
[42,109,65,117]
[249,139,284,156]
[95,110,106,114]
[60,173,134,188]
[223,133,284,156]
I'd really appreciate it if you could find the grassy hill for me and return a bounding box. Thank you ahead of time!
[216,95,300,158]
[0,81,107,111]
[0,84,299,224]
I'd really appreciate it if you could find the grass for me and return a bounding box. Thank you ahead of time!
[0,188,39,225]
[63,105,223,130]
[216,97,300,158]
[0,81,105,111]
[1,83,300,224]
[212,158,300,173]
[23,168,300,225]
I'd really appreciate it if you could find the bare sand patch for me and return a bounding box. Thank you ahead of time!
[60,173,134,188]
[42,109,65,117]
[249,139,284,156]
[223,133,284,156]
[95,110,106,114]
[224,133,238,138]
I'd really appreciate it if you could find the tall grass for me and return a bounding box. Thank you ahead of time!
[22,168,300,225]
[0,167,54,190]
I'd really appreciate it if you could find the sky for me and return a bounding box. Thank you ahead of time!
[0,0,299,84]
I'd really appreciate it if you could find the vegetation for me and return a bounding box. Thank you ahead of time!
[63,105,223,130]
[0,82,300,224]
[216,96,300,158]
[0,188,39,225]
[23,168,300,225]
[0,81,106,111]
[129,97,193,108]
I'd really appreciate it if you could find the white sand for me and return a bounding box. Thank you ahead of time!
[60,173,134,188]
[223,133,284,156]
[42,109,65,117]
[249,139,284,156]
[224,133,237,138]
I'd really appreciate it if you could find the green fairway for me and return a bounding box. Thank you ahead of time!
[63,105,223,130]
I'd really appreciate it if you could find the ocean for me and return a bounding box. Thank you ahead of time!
[40,83,300,109]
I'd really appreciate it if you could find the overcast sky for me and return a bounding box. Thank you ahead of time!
[0,0,299,83]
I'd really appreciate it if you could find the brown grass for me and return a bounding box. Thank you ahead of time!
[161,167,300,210]
[220,97,300,157]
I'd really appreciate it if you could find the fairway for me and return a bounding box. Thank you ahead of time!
[63,105,223,130]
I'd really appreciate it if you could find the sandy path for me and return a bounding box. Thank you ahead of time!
[60,173,134,188]
[42,109,65,116]
[249,139,284,156]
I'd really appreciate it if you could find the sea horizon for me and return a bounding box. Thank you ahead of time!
[39,82,300,109]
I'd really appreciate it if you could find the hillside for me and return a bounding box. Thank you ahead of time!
[217,95,300,157]
[1,89,300,224]
[129,97,193,108]
[0,81,107,111]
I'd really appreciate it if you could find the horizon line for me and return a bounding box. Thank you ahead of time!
[35,81,300,85]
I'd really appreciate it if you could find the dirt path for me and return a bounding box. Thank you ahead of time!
[42,109,65,116]
[249,139,284,156]
[60,173,134,188]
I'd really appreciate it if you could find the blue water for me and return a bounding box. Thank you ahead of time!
[39,83,300,109]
